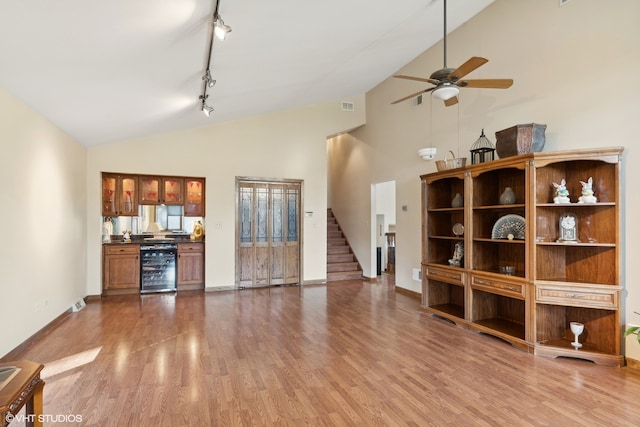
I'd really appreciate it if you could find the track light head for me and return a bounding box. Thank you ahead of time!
[199,94,214,117]
[203,70,216,88]
[214,16,232,40]
[203,104,214,116]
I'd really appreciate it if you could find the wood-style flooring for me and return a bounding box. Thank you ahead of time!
[6,276,640,426]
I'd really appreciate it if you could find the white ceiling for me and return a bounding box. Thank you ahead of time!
[0,0,493,147]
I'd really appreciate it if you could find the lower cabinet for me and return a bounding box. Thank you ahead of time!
[178,243,205,289]
[103,245,140,295]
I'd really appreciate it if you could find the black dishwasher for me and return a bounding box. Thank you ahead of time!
[140,243,177,293]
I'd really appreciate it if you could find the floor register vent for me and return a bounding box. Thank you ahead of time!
[71,299,86,312]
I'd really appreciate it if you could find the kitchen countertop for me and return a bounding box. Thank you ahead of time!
[103,236,204,245]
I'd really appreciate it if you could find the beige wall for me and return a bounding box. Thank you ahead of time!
[327,0,640,357]
[86,96,366,295]
[0,89,87,357]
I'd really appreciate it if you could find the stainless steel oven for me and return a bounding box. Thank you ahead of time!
[140,243,177,293]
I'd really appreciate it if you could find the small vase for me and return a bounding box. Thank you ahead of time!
[451,193,464,208]
[499,187,516,205]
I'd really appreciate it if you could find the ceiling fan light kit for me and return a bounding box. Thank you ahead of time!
[431,84,459,101]
[391,0,513,107]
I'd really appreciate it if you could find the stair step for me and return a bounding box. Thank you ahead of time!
[328,246,350,255]
[327,261,359,273]
[328,238,346,246]
[327,271,363,281]
[328,253,355,263]
[328,230,343,239]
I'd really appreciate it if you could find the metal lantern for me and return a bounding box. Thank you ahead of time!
[470,129,495,164]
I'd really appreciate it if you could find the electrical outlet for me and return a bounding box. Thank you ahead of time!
[412,268,422,281]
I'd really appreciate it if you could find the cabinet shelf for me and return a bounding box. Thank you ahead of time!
[473,318,526,341]
[473,203,526,210]
[473,238,525,244]
[429,235,464,241]
[536,202,615,208]
[534,339,623,365]
[428,207,465,213]
[428,303,465,319]
[535,241,615,248]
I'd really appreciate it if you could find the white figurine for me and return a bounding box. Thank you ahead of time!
[578,177,597,203]
[552,179,570,204]
[448,242,464,267]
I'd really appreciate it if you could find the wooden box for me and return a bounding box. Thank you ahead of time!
[495,123,546,158]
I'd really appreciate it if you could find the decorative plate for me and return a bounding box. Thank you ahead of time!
[452,223,464,237]
[491,214,526,240]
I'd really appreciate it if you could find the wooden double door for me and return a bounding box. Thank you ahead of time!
[236,179,301,287]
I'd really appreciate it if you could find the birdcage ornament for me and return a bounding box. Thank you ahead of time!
[470,129,495,164]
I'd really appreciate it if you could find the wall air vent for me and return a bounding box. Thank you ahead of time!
[412,94,423,106]
[341,101,355,111]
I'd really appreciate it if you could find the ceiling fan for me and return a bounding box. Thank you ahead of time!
[391,0,513,107]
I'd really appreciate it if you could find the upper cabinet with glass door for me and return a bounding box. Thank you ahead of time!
[139,176,184,205]
[102,173,138,216]
[184,177,205,217]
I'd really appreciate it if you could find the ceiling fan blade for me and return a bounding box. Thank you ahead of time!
[391,88,435,105]
[444,96,458,107]
[448,57,488,81]
[458,79,514,89]
[393,75,440,85]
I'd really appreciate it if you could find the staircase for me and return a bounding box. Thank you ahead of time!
[327,209,363,281]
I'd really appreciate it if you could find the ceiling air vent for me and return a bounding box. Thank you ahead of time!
[341,101,355,111]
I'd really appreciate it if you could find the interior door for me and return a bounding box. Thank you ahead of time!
[237,179,301,287]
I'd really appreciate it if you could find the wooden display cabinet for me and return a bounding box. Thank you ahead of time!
[421,170,466,324]
[139,175,184,205]
[420,147,624,365]
[102,173,138,216]
[184,177,206,217]
[531,148,623,366]
[466,159,530,347]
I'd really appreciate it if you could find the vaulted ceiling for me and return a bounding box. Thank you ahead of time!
[0,0,493,146]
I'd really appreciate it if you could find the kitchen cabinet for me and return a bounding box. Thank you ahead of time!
[184,177,206,216]
[139,176,184,205]
[178,243,204,289]
[103,244,140,295]
[420,147,624,365]
[103,172,204,216]
[102,173,138,216]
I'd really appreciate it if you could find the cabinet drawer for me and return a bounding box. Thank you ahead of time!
[471,275,525,299]
[425,265,463,285]
[535,285,618,309]
[178,243,204,253]
[104,244,139,255]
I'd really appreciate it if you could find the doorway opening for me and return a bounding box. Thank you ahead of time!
[373,181,396,277]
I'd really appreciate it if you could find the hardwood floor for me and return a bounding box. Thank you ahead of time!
[6,276,640,426]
